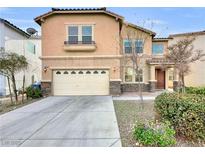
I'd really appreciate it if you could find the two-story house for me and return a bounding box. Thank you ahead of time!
[35,8,176,96]
[169,31,205,87]
[0,18,42,96]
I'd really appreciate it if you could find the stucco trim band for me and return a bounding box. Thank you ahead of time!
[40,55,123,60]
[49,67,111,70]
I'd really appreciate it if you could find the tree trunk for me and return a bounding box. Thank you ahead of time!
[22,75,25,103]
[138,74,143,102]
[11,74,18,103]
[7,76,13,105]
[182,73,185,93]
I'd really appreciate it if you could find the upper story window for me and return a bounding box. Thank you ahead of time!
[135,40,143,53]
[124,40,132,54]
[152,44,164,55]
[26,41,36,54]
[68,26,78,44]
[82,26,92,44]
[124,39,144,54]
[68,25,93,44]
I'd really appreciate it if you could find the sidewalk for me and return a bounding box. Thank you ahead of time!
[113,90,171,101]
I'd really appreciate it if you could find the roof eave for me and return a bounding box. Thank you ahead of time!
[34,9,124,26]
[0,18,30,38]
[169,31,205,37]
[125,22,156,36]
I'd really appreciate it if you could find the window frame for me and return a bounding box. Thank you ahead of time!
[135,39,144,54]
[26,41,36,54]
[152,43,164,55]
[123,39,132,54]
[124,67,144,83]
[68,26,79,44]
[67,24,94,44]
[82,25,92,44]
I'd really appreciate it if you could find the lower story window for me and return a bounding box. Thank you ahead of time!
[135,69,143,82]
[125,68,143,82]
[169,70,174,80]
[125,68,133,82]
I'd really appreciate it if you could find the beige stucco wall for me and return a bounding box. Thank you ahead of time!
[121,24,153,55]
[168,35,205,87]
[41,14,121,56]
[42,58,121,81]
[41,13,122,81]
[120,24,153,84]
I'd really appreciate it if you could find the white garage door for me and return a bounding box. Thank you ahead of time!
[53,69,109,95]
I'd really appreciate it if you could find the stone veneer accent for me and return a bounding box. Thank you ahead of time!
[41,81,52,96]
[41,80,159,96]
[121,83,149,92]
[148,81,156,92]
[109,80,121,96]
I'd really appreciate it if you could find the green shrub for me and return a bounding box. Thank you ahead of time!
[26,86,42,99]
[186,87,205,95]
[133,120,176,147]
[154,92,205,142]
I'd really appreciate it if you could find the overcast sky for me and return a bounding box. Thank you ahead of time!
[0,7,205,37]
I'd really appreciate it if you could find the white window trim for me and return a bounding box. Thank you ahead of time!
[124,67,144,83]
[135,39,144,54]
[123,39,144,54]
[123,39,132,54]
[66,24,95,42]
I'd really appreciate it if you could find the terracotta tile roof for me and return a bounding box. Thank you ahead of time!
[34,7,124,25]
[125,22,156,36]
[51,8,106,11]
[169,30,205,37]
[0,18,30,38]
[153,37,172,42]
[146,58,174,65]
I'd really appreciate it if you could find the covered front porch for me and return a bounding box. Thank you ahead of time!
[147,58,178,92]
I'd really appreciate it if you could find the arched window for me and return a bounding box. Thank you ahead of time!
[101,71,106,74]
[78,71,83,74]
[86,71,91,74]
[56,71,61,75]
[64,71,68,74]
[93,70,98,74]
[71,71,76,74]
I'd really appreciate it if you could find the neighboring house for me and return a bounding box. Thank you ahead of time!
[169,31,205,87]
[34,8,177,96]
[0,18,42,96]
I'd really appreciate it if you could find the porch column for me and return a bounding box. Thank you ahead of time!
[173,68,179,91]
[148,65,157,92]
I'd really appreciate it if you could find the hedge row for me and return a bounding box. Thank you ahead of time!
[154,93,205,142]
[186,87,205,95]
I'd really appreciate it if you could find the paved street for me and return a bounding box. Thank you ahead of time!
[0,96,121,147]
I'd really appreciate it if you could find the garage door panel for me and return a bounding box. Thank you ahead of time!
[53,70,109,95]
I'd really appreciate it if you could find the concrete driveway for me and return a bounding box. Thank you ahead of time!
[0,96,121,147]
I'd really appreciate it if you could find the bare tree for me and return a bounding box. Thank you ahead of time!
[166,37,205,92]
[121,23,154,101]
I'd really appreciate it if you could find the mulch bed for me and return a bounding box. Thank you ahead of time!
[113,100,205,147]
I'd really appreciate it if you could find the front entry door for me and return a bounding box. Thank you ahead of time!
[155,69,165,89]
